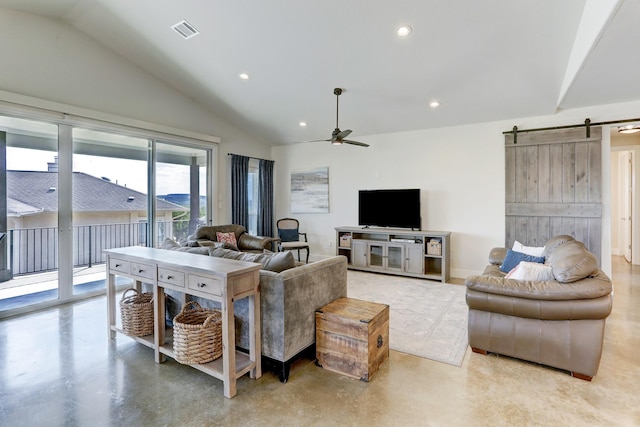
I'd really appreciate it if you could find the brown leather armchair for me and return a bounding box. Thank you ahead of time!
[465,235,613,381]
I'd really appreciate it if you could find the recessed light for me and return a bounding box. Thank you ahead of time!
[397,25,412,37]
[239,73,250,80]
[299,122,307,127]
[430,101,440,108]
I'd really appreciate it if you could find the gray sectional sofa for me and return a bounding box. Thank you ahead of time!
[161,238,348,382]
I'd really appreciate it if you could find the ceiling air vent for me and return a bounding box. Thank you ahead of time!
[171,19,199,39]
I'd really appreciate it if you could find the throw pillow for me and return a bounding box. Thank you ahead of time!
[547,240,598,283]
[216,231,238,246]
[512,240,545,258]
[161,238,181,250]
[278,228,299,242]
[505,261,554,281]
[499,249,545,273]
[208,247,296,273]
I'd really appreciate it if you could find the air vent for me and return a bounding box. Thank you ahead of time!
[171,20,199,39]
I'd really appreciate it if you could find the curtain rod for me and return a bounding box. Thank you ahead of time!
[227,153,272,162]
[503,117,640,135]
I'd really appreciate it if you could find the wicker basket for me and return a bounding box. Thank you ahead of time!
[172,301,222,364]
[119,288,154,337]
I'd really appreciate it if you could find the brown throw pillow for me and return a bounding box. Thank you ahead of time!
[547,240,598,283]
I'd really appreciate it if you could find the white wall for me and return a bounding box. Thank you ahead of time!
[0,7,271,224]
[273,101,640,278]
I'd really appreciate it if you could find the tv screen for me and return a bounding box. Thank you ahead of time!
[358,189,421,229]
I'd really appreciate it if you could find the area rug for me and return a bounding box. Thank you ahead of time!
[347,270,469,367]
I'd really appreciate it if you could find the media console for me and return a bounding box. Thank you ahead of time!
[335,226,451,282]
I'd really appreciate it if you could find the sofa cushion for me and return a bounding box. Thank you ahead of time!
[208,247,296,273]
[197,240,239,251]
[499,249,545,273]
[547,240,598,283]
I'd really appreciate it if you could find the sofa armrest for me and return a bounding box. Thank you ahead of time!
[238,233,279,252]
[465,270,612,301]
[489,247,507,265]
[255,256,348,361]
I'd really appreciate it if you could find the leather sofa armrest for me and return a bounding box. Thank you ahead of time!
[465,271,612,301]
[489,247,507,265]
[238,233,279,252]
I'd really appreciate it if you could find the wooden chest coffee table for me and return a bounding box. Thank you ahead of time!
[316,297,389,382]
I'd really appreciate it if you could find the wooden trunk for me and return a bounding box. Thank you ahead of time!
[315,297,389,382]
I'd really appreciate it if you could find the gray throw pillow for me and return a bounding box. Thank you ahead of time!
[208,247,296,273]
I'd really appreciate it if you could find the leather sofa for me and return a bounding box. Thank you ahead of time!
[465,235,613,380]
[161,239,348,382]
[187,224,279,253]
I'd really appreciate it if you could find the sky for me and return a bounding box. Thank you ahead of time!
[6,147,205,195]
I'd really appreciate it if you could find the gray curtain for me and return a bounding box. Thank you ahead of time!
[257,159,275,237]
[231,154,249,227]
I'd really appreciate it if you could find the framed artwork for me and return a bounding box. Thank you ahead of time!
[291,167,329,213]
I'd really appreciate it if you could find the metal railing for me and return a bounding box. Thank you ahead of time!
[6,220,191,276]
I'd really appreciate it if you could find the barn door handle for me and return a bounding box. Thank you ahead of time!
[377,335,383,348]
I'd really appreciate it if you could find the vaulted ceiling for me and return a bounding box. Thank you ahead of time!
[1,0,638,145]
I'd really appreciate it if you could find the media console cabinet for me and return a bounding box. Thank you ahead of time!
[105,246,262,399]
[335,227,451,282]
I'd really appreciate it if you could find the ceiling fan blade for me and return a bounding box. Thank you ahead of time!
[343,139,369,147]
[337,129,352,139]
[303,138,331,143]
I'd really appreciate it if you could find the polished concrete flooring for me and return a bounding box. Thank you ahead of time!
[0,257,638,427]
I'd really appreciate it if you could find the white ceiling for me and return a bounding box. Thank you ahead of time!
[1,0,639,146]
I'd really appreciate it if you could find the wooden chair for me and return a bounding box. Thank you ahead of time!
[276,218,309,263]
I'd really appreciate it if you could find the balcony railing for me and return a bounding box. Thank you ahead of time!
[5,220,191,277]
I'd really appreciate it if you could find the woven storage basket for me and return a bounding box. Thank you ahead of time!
[119,288,154,337]
[173,301,223,364]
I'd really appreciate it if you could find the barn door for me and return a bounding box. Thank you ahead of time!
[505,126,602,263]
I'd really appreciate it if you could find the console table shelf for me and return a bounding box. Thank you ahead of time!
[336,227,451,282]
[105,246,262,399]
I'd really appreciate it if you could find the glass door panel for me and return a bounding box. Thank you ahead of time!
[0,116,59,310]
[154,142,209,248]
[369,243,384,268]
[387,244,404,270]
[72,128,148,295]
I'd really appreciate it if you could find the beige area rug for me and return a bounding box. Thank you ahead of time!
[347,270,469,367]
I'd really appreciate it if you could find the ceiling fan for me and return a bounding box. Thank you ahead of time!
[309,88,369,147]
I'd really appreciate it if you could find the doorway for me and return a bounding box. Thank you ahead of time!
[610,127,639,265]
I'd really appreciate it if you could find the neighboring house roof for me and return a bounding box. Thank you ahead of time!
[7,197,42,217]
[7,171,186,215]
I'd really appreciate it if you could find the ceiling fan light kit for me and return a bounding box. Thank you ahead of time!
[305,88,369,147]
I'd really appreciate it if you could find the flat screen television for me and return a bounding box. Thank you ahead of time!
[358,189,421,229]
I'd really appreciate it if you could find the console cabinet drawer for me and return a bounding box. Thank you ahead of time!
[158,268,185,288]
[130,262,155,280]
[188,274,222,296]
[109,258,130,274]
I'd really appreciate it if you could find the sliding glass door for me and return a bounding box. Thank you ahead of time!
[154,142,210,247]
[0,116,59,310]
[72,128,149,296]
[0,110,216,317]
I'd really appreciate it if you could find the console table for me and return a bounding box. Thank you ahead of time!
[335,227,451,282]
[105,246,262,398]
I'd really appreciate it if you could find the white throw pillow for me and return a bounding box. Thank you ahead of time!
[512,240,546,258]
[505,261,554,281]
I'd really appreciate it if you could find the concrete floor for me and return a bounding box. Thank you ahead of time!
[0,257,638,427]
